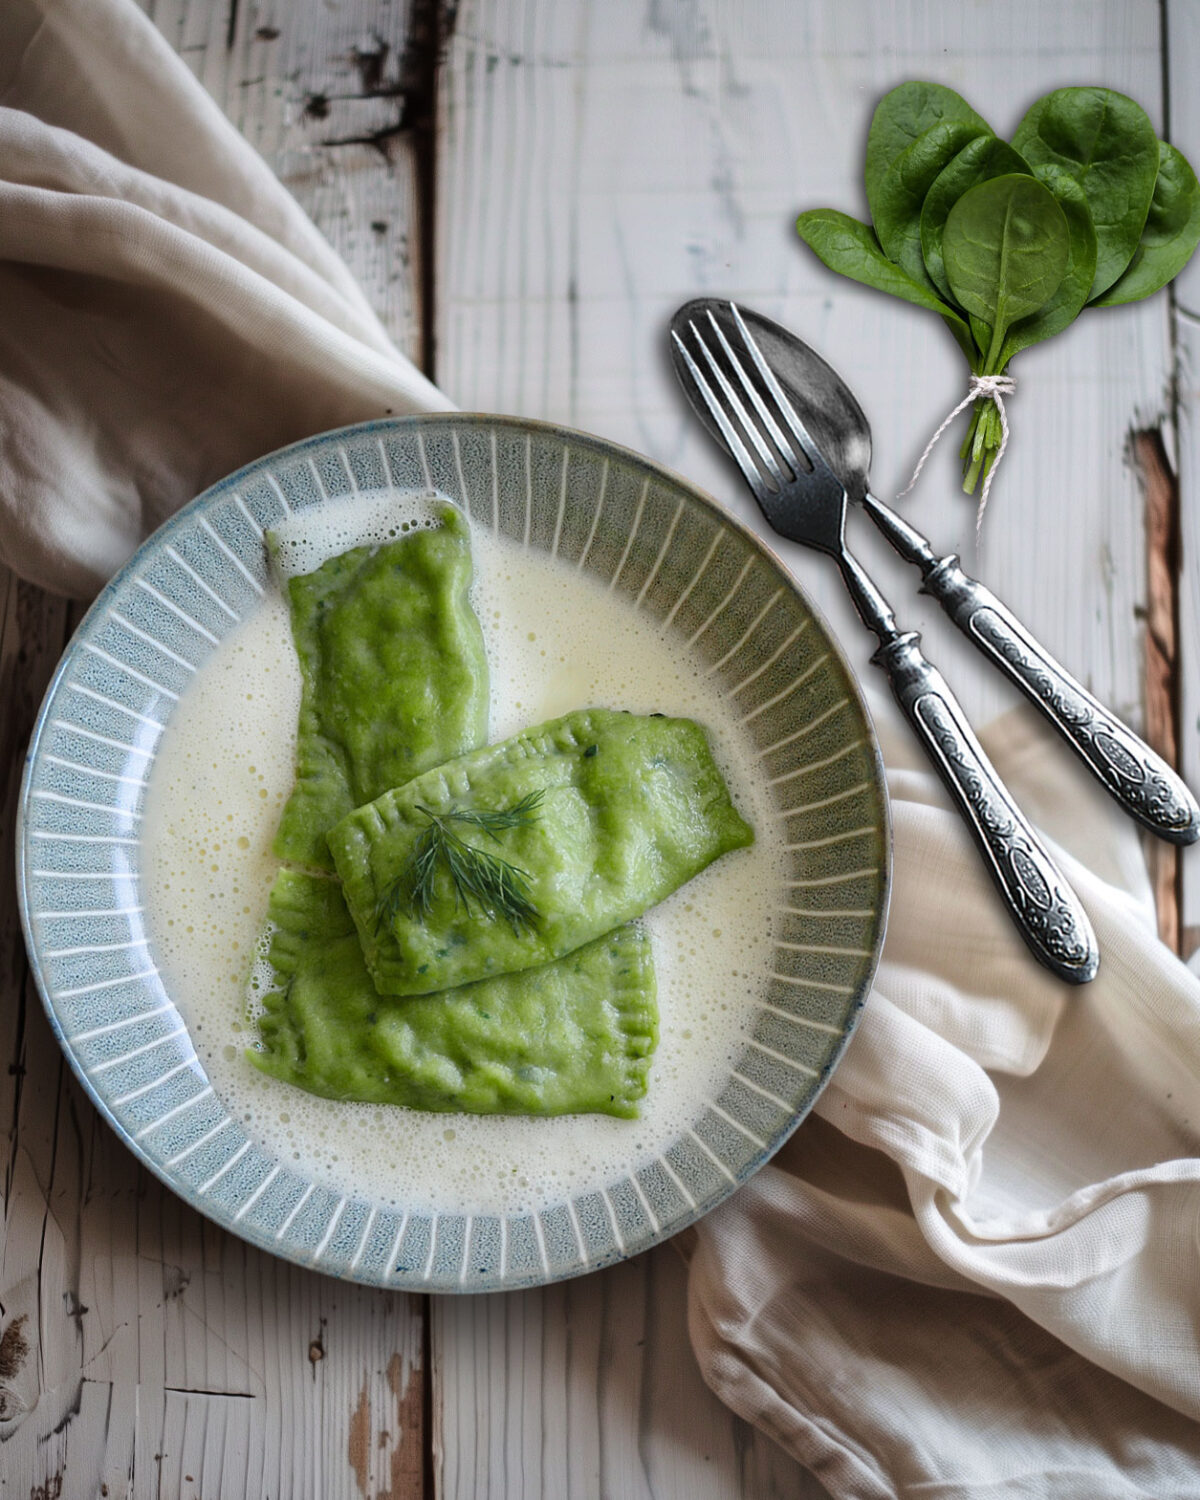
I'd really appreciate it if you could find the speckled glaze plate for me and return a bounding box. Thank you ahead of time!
[17,414,890,1290]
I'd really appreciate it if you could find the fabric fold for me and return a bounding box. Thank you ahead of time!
[0,0,448,596]
[687,701,1200,1493]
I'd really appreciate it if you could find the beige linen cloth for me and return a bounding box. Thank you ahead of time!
[0,0,448,597]
[3,2,1199,1495]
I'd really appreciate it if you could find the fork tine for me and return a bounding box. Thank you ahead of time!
[684,320,786,488]
[705,310,799,475]
[730,303,834,481]
[670,329,771,498]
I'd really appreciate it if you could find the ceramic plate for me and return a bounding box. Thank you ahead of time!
[17,415,889,1290]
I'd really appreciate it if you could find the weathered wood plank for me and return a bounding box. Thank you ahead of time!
[1164,0,1200,959]
[142,0,428,362]
[3,3,1185,1499]
[433,1247,809,1500]
[436,0,1165,729]
[1,3,434,1495]
[432,2,1173,1492]
[1132,429,1182,950]
[0,569,431,1500]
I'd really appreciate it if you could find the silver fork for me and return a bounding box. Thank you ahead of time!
[671,305,1100,985]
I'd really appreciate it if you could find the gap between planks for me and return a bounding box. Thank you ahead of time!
[1131,428,1185,954]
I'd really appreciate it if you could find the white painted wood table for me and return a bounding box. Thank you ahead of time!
[3,2,1196,1495]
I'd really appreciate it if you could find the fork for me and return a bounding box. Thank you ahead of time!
[671,306,1100,985]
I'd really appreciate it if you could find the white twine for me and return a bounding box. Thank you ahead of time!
[897,373,1016,540]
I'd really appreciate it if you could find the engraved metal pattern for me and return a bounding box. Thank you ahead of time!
[968,604,1196,835]
[912,689,1095,973]
[911,553,1199,843]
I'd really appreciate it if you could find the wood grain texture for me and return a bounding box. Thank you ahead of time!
[2,2,1191,1497]
[432,3,1175,1491]
[436,0,1166,730]
[433,1247,809,1500]
[1164,0,1200,960]
[0,590,428,1499]
[142,0,428,363]
[1132,429,1182,951]
[1,3,433,1496]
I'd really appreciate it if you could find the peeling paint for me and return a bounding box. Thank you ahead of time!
[0,1314,29,1381]
[348,1380,371,1495]
[161,1265,190,1301]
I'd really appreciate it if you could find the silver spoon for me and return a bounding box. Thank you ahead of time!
[672,299,1200,847]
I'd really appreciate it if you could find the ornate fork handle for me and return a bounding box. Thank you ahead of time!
[873,632,1099,984]
[861,495,1200,845]
[922,557,1200,844]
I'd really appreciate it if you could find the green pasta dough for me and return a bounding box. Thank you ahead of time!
[250,872,658,1117]
[271,504,488,870]
[252,511,665,1118]
[327,707,755,997]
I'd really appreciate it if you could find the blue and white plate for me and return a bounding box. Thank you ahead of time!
[17,415,889,1290]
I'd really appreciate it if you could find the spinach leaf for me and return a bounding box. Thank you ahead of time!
[865,81,990,201]
[870,119,994,290]
[968,312,992,358]
[1000,165,1097,363]
[1012,86,1158,300]
[793,79,1200,509]
[1092,141,1200,306]
[943,174,1070,368]
[795,208,975,359]
[921,136,1034,303]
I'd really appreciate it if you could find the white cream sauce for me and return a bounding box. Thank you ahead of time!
[141,493,786,1216]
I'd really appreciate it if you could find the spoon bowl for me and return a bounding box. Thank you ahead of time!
[670,300,873,504]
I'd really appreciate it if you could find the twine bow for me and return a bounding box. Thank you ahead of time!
[897,373,1016,540]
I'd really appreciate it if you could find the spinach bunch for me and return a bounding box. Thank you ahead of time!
[797,83,1200,498]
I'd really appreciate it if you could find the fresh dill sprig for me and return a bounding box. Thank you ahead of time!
[440,789,545,839]
[375,791,544,936]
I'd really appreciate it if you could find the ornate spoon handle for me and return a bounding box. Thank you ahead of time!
[873,631,1100,985]
[862,495,1200,845]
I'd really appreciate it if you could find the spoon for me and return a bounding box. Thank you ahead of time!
[673,299,1200,847]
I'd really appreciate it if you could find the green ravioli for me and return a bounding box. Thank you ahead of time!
[252,512,662,1117]
[271,504,488,870]
[327,707,755,997]
[251,872,657,1117]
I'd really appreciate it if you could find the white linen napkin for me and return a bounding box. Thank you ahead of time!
[0,0,448,598]
[685,700,1200,1496]
[3,3,1198,1495]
